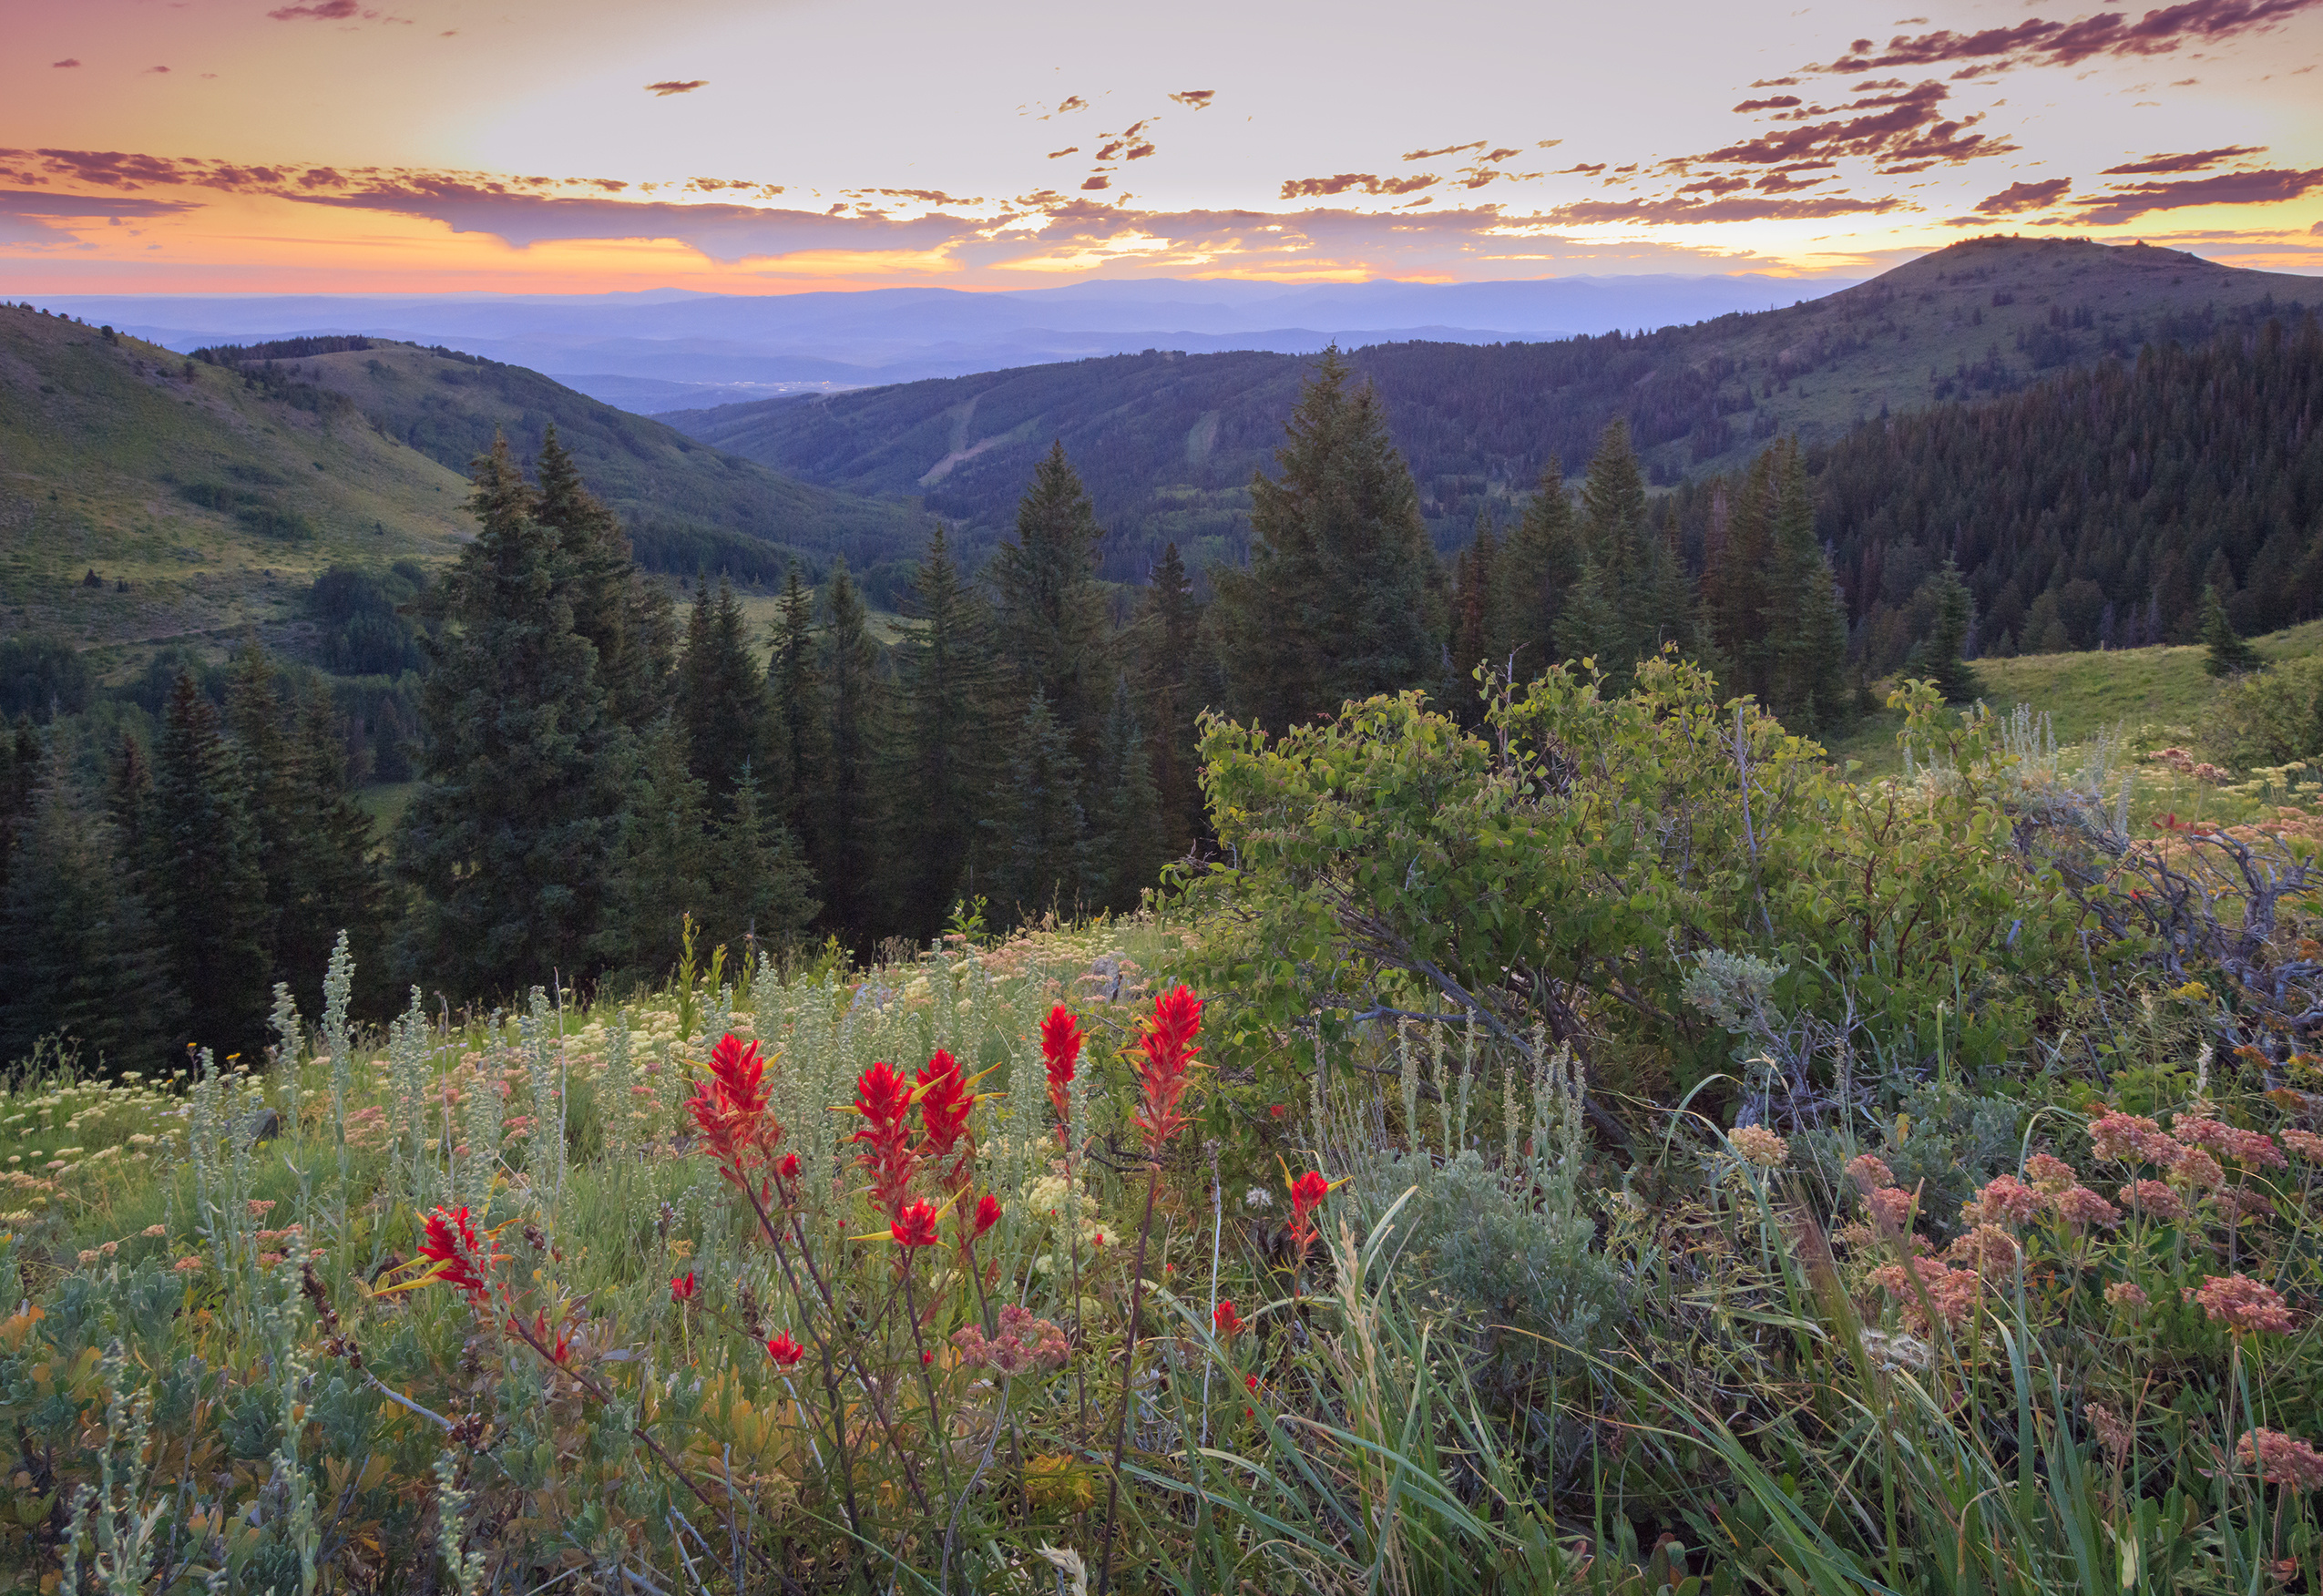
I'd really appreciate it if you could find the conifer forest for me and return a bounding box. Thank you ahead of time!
[3,275,2323,1596]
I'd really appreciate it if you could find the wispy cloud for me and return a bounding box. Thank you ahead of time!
[2101,145,2266,174]
[644,80,708,96]
[1976,176,2072,212]
[1806,0,2323,76]
[2074,165,2323,224]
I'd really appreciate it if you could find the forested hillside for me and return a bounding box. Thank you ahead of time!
[194,337,923,588]
[672,236,2316,577]
[1807,315,2323,663]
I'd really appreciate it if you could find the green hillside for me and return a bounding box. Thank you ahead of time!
[669,236,2318,571]
[200,337,926,587]
[1828,619,2323,806]
[0,304,473,668]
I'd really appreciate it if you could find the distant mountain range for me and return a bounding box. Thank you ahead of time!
[27,273,1857,410]
[662,237,2319,573]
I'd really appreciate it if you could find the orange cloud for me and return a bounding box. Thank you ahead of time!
[645,80,708,96]
[1976,177,2072,212]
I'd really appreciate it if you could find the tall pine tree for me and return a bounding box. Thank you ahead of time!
[1556,420,1698,690]
[710,762,819,959]
[1499,458,1582,680]
[1091,672,1166,912]
[817,558,886,942]
[1131,541,1204,854]
[0,741,177,1073]
[765,563,828,852]
[974,692,1087,925]
[1761,440,1852,733]
[1211,347,1440,729]
[680,578,774,819]
[535,425,675,731]
[991,443,1112,772]
[148,670,270,1059]
[593,722,712,987]
[394,435,619,1000]
[885,525,1000,940]
[2202,584,2262,677]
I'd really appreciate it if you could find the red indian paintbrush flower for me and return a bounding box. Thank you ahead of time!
[844,1060,921,1222]
[1285,1168,1335,1263]
[686,1034,784,1190]
[765,1330,805,1367]
[972,1192,1003,1239]
[670,1271,699,1304]
[1132,985,1202,1153]
[1213,1300,1246,1339]
[511,1307,573,1366]
[916,1049,978,1192]
[417,1206,500,1302]
[891,1198,942,1250]
[1040,1004,1082,1144]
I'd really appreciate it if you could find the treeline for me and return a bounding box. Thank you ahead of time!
[1809,314,2323,666]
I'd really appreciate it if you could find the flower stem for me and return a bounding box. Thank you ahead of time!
[1096,1161,1163,1596]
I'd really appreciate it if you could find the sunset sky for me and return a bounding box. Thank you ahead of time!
[3,0,2320,295]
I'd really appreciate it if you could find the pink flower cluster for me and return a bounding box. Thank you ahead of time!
[1868,1256,1984,1332]
[2185,1272,2296,1335]
[2238,1428,2323,1491]
[953,1304,1071,1375]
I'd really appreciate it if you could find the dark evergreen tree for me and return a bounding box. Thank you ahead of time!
[148,670,270,1059]
[991,443,1112,769]
[1701,459,1776,701]
[885,525,1000,940]
[534,425,676,731]
[1132,541,1204,854]
[1556,420,1699,689]
[394,435,619,1001]
[1499,458,1581,679]
[680,578,773,819]
[974,692,1087,926]
[593,723,712,987]
[2201,584,2262,677]
[709,762,820,961]
[817,558,886,941]
[0,746,177,1074]
[1761,441,1853,733]
[1448,507,1502,704]
[765,563,828,850]
[282,681,392,1016]
[1212,347,1440,728]
[1091,672,1166,912]
[1924,558,1982,703]
[0,716,42,901]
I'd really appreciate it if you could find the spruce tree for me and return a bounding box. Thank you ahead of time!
[593,723,712,987]
[0,746,177,1074]
[1131,542,1204,854]
[974,692,1087,926]
[711,762,820,960]
[765,563,828,850]
[1761,441,1852,733]
[1556,421,1699,690]
[148,670,270,1059]
[1701,457,1776,701]
[886,525,1000,939]
[680,578,773,819]
[1499,459,1581,680]
[1449,508,1501,702]
[992,443,1112,770]
[1092,672,1166,912]
[0,716,43,900]
[2201,584,2262,677]
[394,434,619,1001]
[283,681,391,1016]
[818,558,886,941]
[535,425,675,730]
[1924,558,1982,703]
[1212,347,1439,728]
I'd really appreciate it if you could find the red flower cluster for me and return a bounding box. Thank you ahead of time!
[973,1192,1003,1239]
[1040,1005,1081,1145]
[891,1198,942,1250]
[916,1049,977,1192]
[846,1060,922,1222]
[417,1207,500,1303]
[1213,1300,1246,1339]
[1285,1168,1334,1264]
[686,1035,787,1192]
[670,1271,698,1304]
[765,1330,805,1368]
[1132,986,1202,1153]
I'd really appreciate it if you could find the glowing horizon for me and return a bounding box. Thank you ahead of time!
[4,0,2320,297]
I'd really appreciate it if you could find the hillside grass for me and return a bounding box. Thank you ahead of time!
[0,306,471,671]
[1826,619,2323,788]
